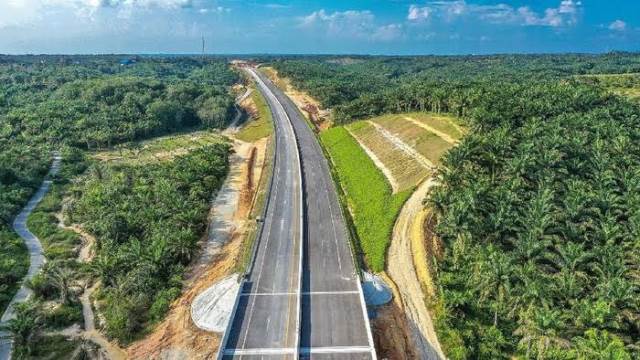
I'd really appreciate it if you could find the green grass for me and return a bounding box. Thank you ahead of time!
[27,184,82,261]
[236,87,274,142]
[0,228,28,313]
[94,130,224,165]
[320,126,413,272]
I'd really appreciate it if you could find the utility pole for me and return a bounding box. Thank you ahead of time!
[202,35,205,60]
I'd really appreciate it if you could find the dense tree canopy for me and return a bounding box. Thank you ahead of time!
[67,144,230,342]
[272,54,640,359]
[0,55,238,315]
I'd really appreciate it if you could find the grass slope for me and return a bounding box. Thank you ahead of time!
[236,87,273,142]
[320,126,412,272]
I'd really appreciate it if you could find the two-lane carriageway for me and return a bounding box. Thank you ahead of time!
[221,67,376,360]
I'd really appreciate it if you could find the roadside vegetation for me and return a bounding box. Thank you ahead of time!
[320,126,412,272]
[68,142,230,343]
[0,56,238,318]
[275,54,640,358]
[235,86,273,142]
[0,56,238,357]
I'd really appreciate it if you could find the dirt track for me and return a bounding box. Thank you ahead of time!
[126,138,266,359]
[387,178,445,359]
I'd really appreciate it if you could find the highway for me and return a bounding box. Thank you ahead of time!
[223,68,303,359]
[221,67,376,359]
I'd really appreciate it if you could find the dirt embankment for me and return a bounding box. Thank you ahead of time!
[383,178,446,359]
[260,67,331,131]
[126,138,267,359]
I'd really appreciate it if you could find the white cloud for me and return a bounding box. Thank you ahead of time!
[408,0,583,27]
[408,5,430,21]
[608,19,626,31]
[0,0,222,29]
[300,9,375,38]
[372,23,403,41]
[300,9,404,42]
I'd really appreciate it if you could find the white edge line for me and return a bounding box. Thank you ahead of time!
[224,346,372,356]
[264,69,378,360]
[240,290,359,296]
[251,68,304,360]
[215,278,245,360]
[356,272,377,360]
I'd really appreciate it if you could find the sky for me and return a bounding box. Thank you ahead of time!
[0,0,638,55]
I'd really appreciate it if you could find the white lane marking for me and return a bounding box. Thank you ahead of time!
[238,103,283,351]
[249,68,304,357]
[240,291,359,296]
[224,346,373,356]
[321,176,343,273]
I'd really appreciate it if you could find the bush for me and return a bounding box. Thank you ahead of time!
[43,303,83,329]
[149,287,181,323]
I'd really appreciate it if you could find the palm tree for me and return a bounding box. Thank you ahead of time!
[571,329,631,360]
[2,302,43,356]
[515,306,571,360]
[45,262,75,305]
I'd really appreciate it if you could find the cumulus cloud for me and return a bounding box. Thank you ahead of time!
[408,0,582,27]
[372,23,403,41]
[300,9,403,42]
[609,19,626,31]
[408,5,430,21]
[0,0,199,26]
[300,9,374,37]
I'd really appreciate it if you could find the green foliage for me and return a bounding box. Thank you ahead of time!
[236,87,274,142]
[0,56,238,316]
[428,83,640,358]
[320,126,411,271]
[271,53,640,124]
[69,143,230,342]
[0,229,28,311]
[43,303,83,330]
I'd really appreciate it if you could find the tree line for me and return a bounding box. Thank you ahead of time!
[0,56,238,317]
[271,54,640,358]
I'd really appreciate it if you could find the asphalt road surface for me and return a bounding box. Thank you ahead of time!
[221,67,376,359]
[223,68,303,359]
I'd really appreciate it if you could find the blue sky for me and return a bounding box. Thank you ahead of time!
[0,0,638,54]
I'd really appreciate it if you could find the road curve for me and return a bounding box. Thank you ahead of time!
[0,154,62,360]
[221,67,376,359]
[222,67,303,359]
[256,69,376,360]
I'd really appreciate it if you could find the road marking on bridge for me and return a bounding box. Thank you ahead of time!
[224,346,373,356]
[240,290,359,296]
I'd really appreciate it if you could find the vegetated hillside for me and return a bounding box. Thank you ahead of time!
[0,56,238,316]
[274,54,640,359]
[320,113,460,271]
[429,83,640,359]
[577,73,640,101]
[270,53,640,124]
[67,142,230,343]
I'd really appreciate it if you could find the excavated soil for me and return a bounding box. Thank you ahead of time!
[126,138,266,359]
[386,179,445,359]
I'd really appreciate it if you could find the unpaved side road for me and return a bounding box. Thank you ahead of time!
[387,178,445,360]
[127,138,266,359]
[0,154,61,360]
